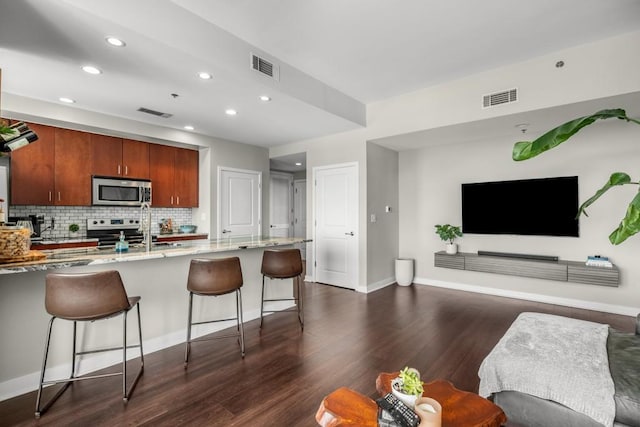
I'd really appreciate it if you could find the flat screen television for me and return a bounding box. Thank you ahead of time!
[461,176,579,237]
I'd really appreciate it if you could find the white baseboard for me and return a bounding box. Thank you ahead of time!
[0,305,292,402]
[414,276,640,316]
[364,277,396,293]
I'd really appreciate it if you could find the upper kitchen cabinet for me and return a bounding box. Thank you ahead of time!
[53,128,92,205]
[11,122,55,205]
[149,144,198,207]
[11,126,92,205]
[91,135,149,179]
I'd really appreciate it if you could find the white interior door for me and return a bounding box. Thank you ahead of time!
[294,179,307,259]
[269,172,293,238]
[218,167,261,238]
[314,163,358,289]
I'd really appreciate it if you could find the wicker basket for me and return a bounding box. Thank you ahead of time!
[0,226,31,260]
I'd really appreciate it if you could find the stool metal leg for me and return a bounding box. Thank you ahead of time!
[34,319,82,418]
[237,288,245,357]
[297,275,304,330]
[259,275,266,328]
[123,302,144,402]
[184,292,194,367]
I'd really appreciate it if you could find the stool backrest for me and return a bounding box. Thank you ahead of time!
[261,249,303,278]
[45,271,130,320]
[187,257,243,295]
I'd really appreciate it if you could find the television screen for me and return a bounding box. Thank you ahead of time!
[461,176,579,237]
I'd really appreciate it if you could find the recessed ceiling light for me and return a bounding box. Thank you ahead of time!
[59,97,75,104]
[295,162,302,166]
[105,37,126,47]
[82,65,102,75]
[183,125,194,131]
[225,109,237,116]
[198,72,212,80]
[259,95,271,102]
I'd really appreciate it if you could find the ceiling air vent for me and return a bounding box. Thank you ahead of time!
[482,88,518,108]
[137,107,172,118]
[250,53,280,81]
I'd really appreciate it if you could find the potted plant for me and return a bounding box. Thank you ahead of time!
[391,366,424,408]
[435,224,462,254]
[513,108,639,244]
[68,223,80,238]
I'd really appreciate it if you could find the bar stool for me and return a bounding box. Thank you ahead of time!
[184,257,245,367]
[35,270,144,419]
[260,249,304,330]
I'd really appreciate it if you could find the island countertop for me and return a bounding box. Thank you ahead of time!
[0,236,310,274]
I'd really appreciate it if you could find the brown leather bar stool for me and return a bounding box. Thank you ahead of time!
[184,257,245,367]
[35,270,144,418]
[260,248,304,330]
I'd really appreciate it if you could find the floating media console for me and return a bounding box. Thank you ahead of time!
[477,250,558,262]
[434,251,619,287]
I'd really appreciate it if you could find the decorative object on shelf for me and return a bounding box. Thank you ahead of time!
[434,224,462,254]
[512,108,640,244]
[586,255,613,268]
[391,366,424,408]
[414,396,442,427]
[179,224,197,233]
[160,218,173,234]
[0,121,39,152]
[68,223,80,238]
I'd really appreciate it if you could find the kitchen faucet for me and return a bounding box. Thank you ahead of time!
[139,202,152,251]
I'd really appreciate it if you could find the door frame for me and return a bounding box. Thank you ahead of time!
[269,171,294,238]
[312,162,359,288]
[217,166,262,239]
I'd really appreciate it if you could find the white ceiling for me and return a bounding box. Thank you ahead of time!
[1,0,640,148]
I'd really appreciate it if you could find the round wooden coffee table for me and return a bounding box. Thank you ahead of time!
[316,372,506,427]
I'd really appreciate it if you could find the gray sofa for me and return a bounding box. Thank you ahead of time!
[489,314,640,427]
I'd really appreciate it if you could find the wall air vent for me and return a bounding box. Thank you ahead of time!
[137,107,173,118]
[250,53,280,81]
[482,88,518,108]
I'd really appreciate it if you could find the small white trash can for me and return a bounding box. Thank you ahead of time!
[395,258,414,286]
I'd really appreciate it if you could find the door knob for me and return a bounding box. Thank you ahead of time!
[222,229,231,234]
[345,232,354,236]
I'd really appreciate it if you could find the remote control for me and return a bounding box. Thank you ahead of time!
[375,393,420,427]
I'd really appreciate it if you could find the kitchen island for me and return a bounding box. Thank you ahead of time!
[0,236,309,401]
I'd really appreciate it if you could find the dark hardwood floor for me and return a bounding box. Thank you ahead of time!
[0,282,634,426]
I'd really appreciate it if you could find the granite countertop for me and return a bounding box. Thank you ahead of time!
[0,236,310,274]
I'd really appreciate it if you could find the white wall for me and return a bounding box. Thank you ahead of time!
[366,142,399,289]
[399,120,640,311]
[270,30,640,300]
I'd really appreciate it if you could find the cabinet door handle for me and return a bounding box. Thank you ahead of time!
[125,165,128,176]
[170,196,174,205]
[57,192,61,202]
[118,165,121,175]
[49,191,52,202]
[176,196,179,205]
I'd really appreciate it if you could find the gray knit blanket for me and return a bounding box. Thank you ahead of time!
[478,312,615,427]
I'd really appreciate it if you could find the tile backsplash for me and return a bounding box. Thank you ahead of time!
[10,205,193,239]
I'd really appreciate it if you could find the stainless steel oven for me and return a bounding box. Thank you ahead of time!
[92,176,152,206]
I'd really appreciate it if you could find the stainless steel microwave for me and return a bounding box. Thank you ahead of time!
[92,176,152,206]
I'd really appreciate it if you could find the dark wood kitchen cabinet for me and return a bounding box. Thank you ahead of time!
[10,122,55,205]
[149,144,198,207]
[92,135,149,179]
[53,128,92,205]
[11,125,92,205]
